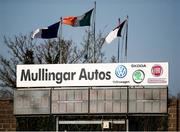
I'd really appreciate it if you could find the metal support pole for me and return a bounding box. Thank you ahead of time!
[93,1,96,63]
[59,17,63,64]
[56,116,59,132]
[117,18,121,62]
[126,117,129,132]
[126,86,129,132]
[88,87,90,113]
[125,16,128,62]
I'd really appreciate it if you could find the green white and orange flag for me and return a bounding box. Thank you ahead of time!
[62,8,94,27]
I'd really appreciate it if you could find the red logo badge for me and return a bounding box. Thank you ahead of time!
[151,65,163,77]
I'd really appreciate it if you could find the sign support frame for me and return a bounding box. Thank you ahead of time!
[56,116,59,132]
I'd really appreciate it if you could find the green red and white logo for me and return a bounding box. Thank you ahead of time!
[151,65,163,77]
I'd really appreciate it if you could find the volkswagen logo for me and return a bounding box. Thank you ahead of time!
[115,65,127,78]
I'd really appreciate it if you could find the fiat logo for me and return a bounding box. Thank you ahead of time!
[151,65,163,77]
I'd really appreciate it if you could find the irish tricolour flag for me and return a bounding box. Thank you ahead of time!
[62,8,94,27]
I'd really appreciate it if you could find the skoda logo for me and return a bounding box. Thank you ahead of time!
[115,65,127,78]
[132,70,145,83]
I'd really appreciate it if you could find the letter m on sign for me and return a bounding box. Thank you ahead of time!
[20,69,31,81]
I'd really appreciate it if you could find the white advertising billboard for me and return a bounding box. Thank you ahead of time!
[16,62,168,87]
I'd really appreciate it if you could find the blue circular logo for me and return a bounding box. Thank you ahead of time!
[115,65,127,78]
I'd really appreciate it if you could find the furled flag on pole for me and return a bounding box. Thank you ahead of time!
[105,20,127,44]
[32,22,60,39]
[62,8,94,27]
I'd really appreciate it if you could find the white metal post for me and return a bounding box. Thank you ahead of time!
[126,118,129,132]
[56,116,59,132]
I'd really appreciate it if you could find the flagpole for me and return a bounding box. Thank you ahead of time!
[117,18,121,62]
[125,15,128,62]
[60,17,63,64]
[86,27,90,62]
[93,1,96,63]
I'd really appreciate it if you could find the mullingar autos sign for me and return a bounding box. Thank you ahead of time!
[16,62,168,87]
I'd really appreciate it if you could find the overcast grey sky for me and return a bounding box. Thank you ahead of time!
[0,0,180,95]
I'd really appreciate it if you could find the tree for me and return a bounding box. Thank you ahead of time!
[0,30,106,131]
[177,91,180,99]
[0,35,34,88]
[0,30,105,91]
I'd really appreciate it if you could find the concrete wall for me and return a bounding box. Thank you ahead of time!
[0,99,180,131]
[168,99,180,131]
[0,100,16,131]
